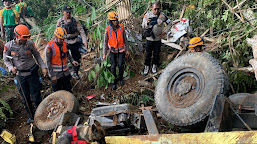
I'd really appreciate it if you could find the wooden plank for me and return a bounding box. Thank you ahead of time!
[161,39,182,50]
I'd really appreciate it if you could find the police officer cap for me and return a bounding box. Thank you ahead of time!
[63,5,73,12]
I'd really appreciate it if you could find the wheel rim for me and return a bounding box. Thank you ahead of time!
[41,96,67,121]
[167,68,204,108]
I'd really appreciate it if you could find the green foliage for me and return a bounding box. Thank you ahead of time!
[0,99,13,120]
[97,57,115,88]
[120,89,154,106]
[123,66,134,78]
[88,57,115,88]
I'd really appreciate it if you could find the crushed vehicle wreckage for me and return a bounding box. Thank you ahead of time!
[29,28,257,143]
[29,51,257,144]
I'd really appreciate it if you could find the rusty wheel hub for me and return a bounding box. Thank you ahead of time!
[46,98,66,119]
[167,68,204,108]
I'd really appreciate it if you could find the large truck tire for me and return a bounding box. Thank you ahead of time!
[34,90,79,130]
[155,52,229,126]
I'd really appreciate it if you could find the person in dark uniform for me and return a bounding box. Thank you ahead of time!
[3,24,47,124]
[56,5,88,80]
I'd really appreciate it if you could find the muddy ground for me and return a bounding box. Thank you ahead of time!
[0,47,180,143]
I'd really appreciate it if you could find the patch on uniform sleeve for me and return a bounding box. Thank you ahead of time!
[3,46,8,53]
[46,45,51,54]
[46,48,51,54]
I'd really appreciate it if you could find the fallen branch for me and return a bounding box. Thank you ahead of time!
[237,66,254,73]
[203,37,215,42]
[223,25,257,47]
[143,69,163,81]
[201,29,210,37]
[236,0,244,22]
[233,0,247,10]
[221,0,244,22]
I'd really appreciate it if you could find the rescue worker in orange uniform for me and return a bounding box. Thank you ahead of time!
[3,24,47,124]
[45,27,78,92]
[187,37,204,52]
[103,11,130,90]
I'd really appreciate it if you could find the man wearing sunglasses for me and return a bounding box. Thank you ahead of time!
[142,1,171,75]
[3,24,47,124]
[56,5,88,80]
[0,0,20,42]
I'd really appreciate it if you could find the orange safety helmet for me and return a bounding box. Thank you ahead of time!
[54,27,67,39]
[107,11,118,20]
[14,24,31,40]
[188,37,203,48]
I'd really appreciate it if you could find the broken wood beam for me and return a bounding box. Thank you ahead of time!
[161,39,183,50]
